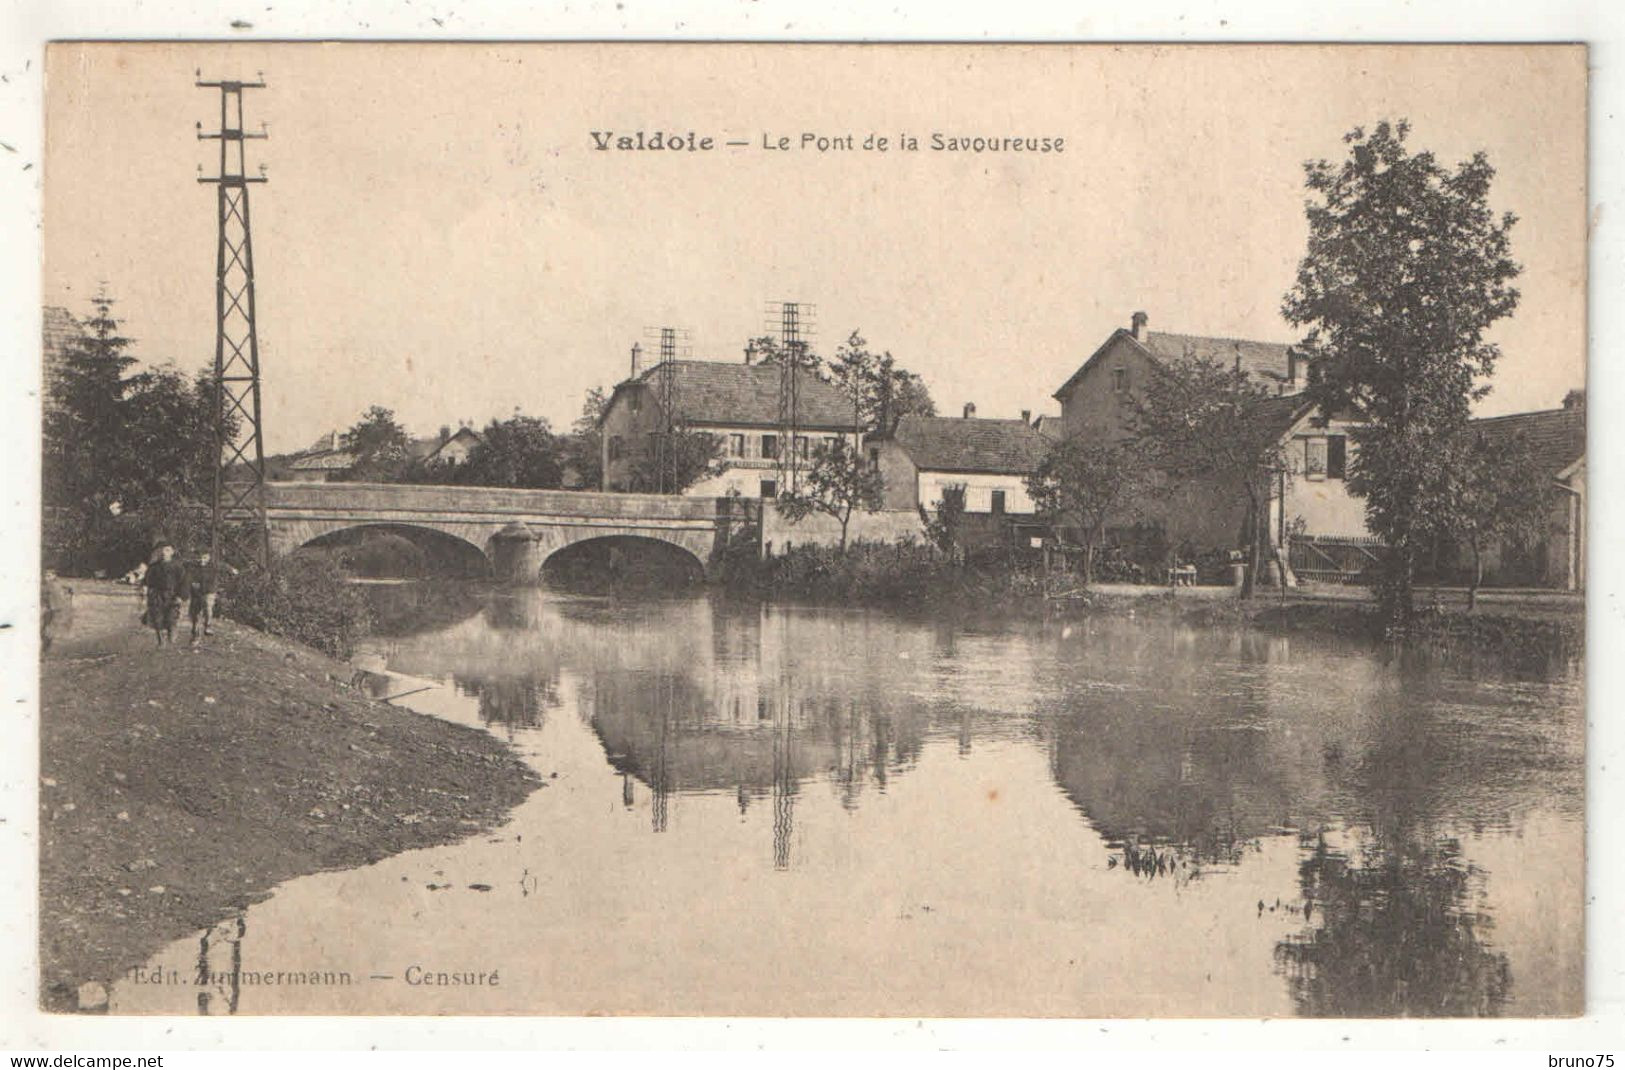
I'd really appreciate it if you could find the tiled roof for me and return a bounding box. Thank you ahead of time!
[1033,414,1065,441]
[42,307,80,402]
[1140,330,1298,384]
[882,414,1051,474]
[1254,394,1316,441]
[1470,405,1585,479]
[626,360,859,430]
[288,449,355,471]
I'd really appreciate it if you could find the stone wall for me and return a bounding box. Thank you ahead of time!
[761,507,925,552]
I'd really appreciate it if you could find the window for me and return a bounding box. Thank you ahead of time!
[825,435,841,452]
[869,447,881,470]
[1112,368,1128,393]
[1327,435,1347,480]
[728,433,745,458]
[760,479,778,499]
[761,434,779,460]
[991,489,1007,515]
[629,392,641,413]
[1304,437,1328,479]
[608,435,623,461]
[795,435,810,459]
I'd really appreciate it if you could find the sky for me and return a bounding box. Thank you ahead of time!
[43,42,1587,454]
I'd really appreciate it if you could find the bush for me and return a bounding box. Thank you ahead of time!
[219,553,374,659]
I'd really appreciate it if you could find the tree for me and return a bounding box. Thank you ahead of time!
[458,414,565,488]
[340,405,412,482]
[827,330,936,434]
[42,293,229,573]
[622,427,725,494]
[1429,428,1554,610]
[563,386,609,489]
[1025,437,1144,584]
[1132,354,1292,598]
[44,291,136,513]
[919,484,966,560]
[1283,120,1521,627]
[775,437,884,551]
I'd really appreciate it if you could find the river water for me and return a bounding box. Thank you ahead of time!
[112,585,1584,1017]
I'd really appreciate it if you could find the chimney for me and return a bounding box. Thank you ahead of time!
[1130,310,1148,339]
[439,425,451,444]
[963,402,977,419]
[1563,387,1586,410]
[630,342,644,378]
[743,340,757,365]
[1020,409,1032,425]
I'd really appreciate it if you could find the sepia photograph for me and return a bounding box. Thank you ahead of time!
[27,39,1590,1023]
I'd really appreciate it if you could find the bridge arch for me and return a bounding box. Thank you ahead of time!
[538,533,707,588]
[288,521,494,579]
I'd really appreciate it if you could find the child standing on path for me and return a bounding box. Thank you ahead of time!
[141,542,185,647]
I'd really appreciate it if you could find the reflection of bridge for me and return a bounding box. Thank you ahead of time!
[234,481,754,578]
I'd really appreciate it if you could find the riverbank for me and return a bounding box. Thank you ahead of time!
[37,583,542,1013]
[728,544,1583,659]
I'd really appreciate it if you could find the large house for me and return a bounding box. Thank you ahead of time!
[1052,310,1367,565]
[1465,395,1586,590]
[867,405,1050,517]
[598,350,861,498]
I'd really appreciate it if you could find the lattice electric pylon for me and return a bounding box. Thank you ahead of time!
[767,301,816,493]
[643,325,690,493]
[197,73,271,568]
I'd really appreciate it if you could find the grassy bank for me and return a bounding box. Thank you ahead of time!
[729,542,1583,658]
[38,585,541,1013]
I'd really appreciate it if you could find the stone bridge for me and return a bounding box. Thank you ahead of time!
[234,481,756,579]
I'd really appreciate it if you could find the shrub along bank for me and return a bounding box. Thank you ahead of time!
[724,540,1582,660]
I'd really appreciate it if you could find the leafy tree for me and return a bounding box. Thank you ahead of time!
[919,483,967,560]
[622,427,725,494]
[1132,353,1292,598]
[1283,120,1521,626]
[1429,428,1555,610]
[339,405,412,482]
[1025,437,1145,584]
[828,330,936,434]
[42,294,230,573]
[775,437,883,551]
[564,386,609,489]
[458,414,564,488]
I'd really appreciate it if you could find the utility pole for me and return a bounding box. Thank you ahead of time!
[769,301,815,494]
[197,72,271,569]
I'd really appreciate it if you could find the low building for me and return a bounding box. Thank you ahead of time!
[1464,396,1586,590]
[283,424,483,482]
[42,306,82,415]
[598,349,861,498]
[412,425,483,467]
[868,404,1050,517]
[285,431,354,482]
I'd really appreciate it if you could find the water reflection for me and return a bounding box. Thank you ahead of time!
[112,585,1582,1017]
[1275,831,1510,1017]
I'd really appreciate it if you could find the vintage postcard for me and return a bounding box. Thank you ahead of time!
[34,41,1586,1019]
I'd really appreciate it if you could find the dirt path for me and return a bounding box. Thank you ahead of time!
[38,583,541,1013]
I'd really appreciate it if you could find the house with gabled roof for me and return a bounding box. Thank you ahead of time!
[1053,310,1370,571]
[866,404,1051,516]
[598,348,861,498]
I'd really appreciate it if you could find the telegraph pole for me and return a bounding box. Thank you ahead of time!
[197,72,271,569]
